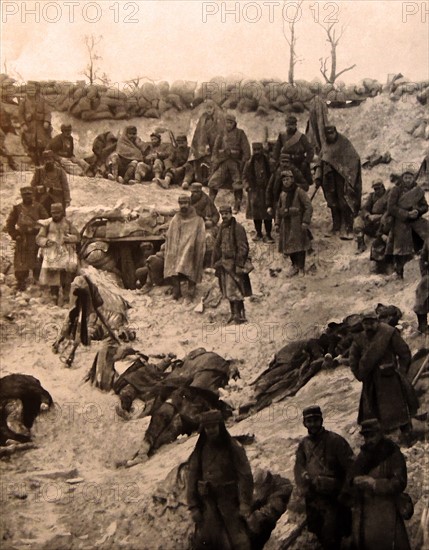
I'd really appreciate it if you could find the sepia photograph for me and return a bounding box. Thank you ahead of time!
[0,1,428,548]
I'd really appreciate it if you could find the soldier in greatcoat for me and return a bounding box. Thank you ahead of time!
[294,405,354,550]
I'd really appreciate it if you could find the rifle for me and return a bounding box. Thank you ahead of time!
[412,353,429,386]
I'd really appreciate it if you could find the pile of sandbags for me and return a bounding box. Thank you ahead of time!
[387,74,429,102]
[406,117,429,140]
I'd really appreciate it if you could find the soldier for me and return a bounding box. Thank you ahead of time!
[354,179,389,253]
[294,405,354,550]
[36,203,80,306]
[244,142,274,243]
[159,134,192,189]
[348,419,412,550]
[414,237,429,333]
[30,150,71,212]
[275,170,313,276]
[212,205,252,324]
[273,115,314,189]
[134,132,172,184]
[184,99,226,188]
[349,311,419,442]
[49,123,90,176]
[164,195,206,301]
[85,130,118,178]
[187,410,253,550]
[315,125,362,238]
[208,113,251,214]
[108,126,148,184]
[4,187,48,291]
[18,81,52,165]
[386,170,428,279]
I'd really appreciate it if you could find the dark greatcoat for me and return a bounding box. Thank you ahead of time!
[294,428,354,548]
[349,323,418,430]
[276,186,313,255]
[349,438,411,550]
[386,183,429,256]
[30,164,71,210]
[212,218,252,299]
[273,131,314,186]
[244,153,272,221]
[265,165,307,210]
[187,425,254,550]
[18,96,51,157]
[414,237,429,314]
[191,191,220,225]
[5,202,49,272]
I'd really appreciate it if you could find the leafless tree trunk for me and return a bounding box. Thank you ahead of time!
[283,0,303,85]
[317,22,356,84]
[83,34,103,84]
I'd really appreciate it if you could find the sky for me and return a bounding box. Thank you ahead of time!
[1,0,428,86]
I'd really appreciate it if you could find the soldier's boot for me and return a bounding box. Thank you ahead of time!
[233,190,243,214]
[209,188,218,202]
[171,276,182,300]
[123,163,136,184]
[157,174,172,190]
[227,300,235,324]
[238,301,247,323]
[356,235,367,254]
[152,170,163,184]
[416,313,429,334]
[232,301,244,324]
[50,286,60,305]
[187,280,196,300]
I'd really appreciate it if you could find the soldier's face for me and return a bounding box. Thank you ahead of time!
[286,122,297,135]
[191,190,202,200]
[205,103,215,116]
[151,136,161,146]
[226,120,235,131]
[51,209,64,222]
[177,139,187,149]
[221,212,233,223]
[373,185,384,197]
[204,423,220,441]
[325,129,337,143]
[127,130,137,143]
[179,200,190,214]
[282,175,294,188]
[363,431,382,450]
[402,174,414,189]
[21,192,33,205]
[304,416,323,435]
[253,146,263,156]
[362,319,378,335]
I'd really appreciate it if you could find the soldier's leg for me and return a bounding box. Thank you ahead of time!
[230,160,244,213]
[171,276,182,300]
[253,220,263,240]
[264,219,273,240]
[181,163,194,189]
[187,278,196,300]
[322,174,340,233]
[15,270,29,291]
[209,188,218,202]
[135,161,151,182]
[123,160,138,184]
[107,153,119,181]
[354,215,367,253]
[152,159,164,181]
[335,175,354,234]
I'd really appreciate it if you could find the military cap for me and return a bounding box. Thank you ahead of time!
[20,186,33,195]
[360,418,382,434]
[303,405,322,418]
[371,179,384,188]
[176,134,188,142]
[286,115,297,124]
[401,170,415,178]
[60,123,72,131]
[42,150,54,159]
[50,203,64,212]
[200,410,224,425]
[361,309,378,320]
[280,151,293,158]
[178,194,191,203]
[252,142,263,148]
[150,131,161,139]
[280,169,294,177]
[325,125,337,132]
[219,204,232,213]
[190,182,203,191]
[225,112,237,123]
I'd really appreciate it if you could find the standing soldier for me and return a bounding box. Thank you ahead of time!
[208,113,251,214]
[273,115,314,189]
[294,405,354,550]
[348,419,412,550]
[5,187,48,291]
[212,205,252,324]
[244,142,274,243]
[354,179,389,254]
[349,311,419,443]
[187,410,253,550]
[315,125,362,238]
[30,150,71,212]
[18,81,52,165]
[275,170,313,276]
[164,195,206,301]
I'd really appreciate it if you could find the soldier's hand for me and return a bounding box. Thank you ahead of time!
[235,266,245,275]
[267,207,274,217]
[408,209,419,220]
[22,124,29,132]
[239,504,251,519]
[301,222,309,230]
[204,219,214,229]
[315,178,322,188]
[65,201,71,208]
[15,235,22,241]
[190,507,203,523]
[275,224,280,233]
[43,122,50,130]
[354,475,375,490]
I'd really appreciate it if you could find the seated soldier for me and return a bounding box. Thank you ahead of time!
[135,243,166,294]
[134,132,172,184]
[85,131,118,178]
[354,179,389,253]
[49,123,90,176]
[108,126,148,185]
[158,134,192,189]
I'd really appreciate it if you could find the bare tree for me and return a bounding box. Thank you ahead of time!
[83,34,103,84]
[282,0,303,84]
[317,22,356,84]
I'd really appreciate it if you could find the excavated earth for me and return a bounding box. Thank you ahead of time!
[0,96,428,549]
